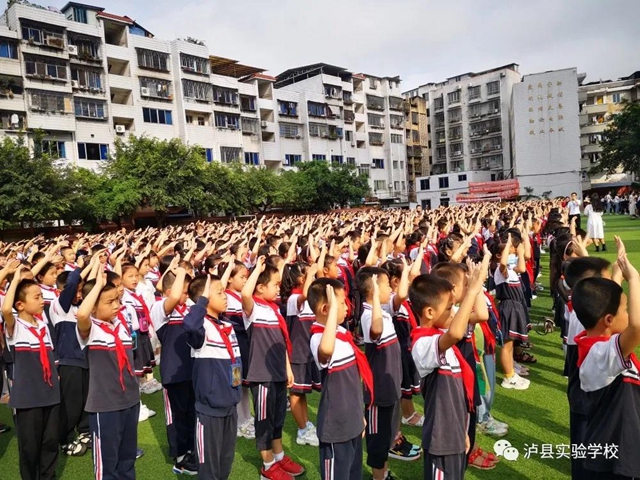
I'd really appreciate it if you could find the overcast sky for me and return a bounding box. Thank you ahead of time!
[73,0,640,91]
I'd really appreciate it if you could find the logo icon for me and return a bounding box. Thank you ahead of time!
[494,440,520,461]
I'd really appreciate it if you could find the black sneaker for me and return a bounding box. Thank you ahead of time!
[62,439,88,457]
[0,423,11,434]
[388,436,421,462]
[136,448,145,460]
[77,432,92,449]
[172,452,198,476]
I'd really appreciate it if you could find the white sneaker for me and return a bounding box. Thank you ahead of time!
[237,419,255,439]
[487,416,509,431]
[501,373,530,390]
[141,379,162,394]
[138,405,149,422]
[147,407,156,418]
[296,426,319,446]
[514,363,530,377]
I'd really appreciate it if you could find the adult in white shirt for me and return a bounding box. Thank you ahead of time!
[584,195,606,252]
[630,192,637,217]
[566,192,582,230]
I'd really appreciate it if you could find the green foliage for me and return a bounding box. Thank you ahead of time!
[0,135,371,229]
[591,100,640,176]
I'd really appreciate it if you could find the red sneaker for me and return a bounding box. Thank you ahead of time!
[260,462,293,480]
[278,456,305,477]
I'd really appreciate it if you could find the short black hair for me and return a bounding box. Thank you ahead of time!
[431,262,467,285]
[408,274,453,318]
[188,274,222,303]
[573,277,623,330]
[256,264,279,289]
[162,271,192,293]
[14,279,40,309]
[56,271,71,290]
[356,267,388,298]
[307,278,345,315]
[564,257,611,289]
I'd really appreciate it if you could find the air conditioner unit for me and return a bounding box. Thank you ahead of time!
[68,45,78,55]
[261,121,268,128]
[115,124,126,134]
[71,80,78,88]
[351,141,356,147]
[493,109,499,113]
[294,135,301,139]
[454,151,461,155]
[140,87,151,97]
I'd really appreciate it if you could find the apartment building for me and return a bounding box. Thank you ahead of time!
[403,95,430,202]
[0,1,408,201]
[578,71,640,192]
[510,68,582,198]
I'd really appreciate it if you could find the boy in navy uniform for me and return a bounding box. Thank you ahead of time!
[184,274,241,480]
[410,253,490,480]
[575,241,640,480]
[76,266,140,480]
[308,278,371,480]
[150,267,197,475]
[2,266,60,480]
[241,256,305,480]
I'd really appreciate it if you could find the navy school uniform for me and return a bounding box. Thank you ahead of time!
[391,300,421,400]
[360,302,402,470]
[150,298,195,460]
[77,316,140,480]
[286,293,321,394]
[49,268,90,446]
[412,330,468,480]
[184,297,241,480]
[578,333,640,479]
[122,288,155,376]
[493,265,529,342]
[243,297,291,452]
[310,323,365,480]
[225,289,250,386]
[7,316,60,480]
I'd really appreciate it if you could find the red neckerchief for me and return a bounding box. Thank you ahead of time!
[470,331,480,362]
[567,296,573,313]
[65,262,77,270]
[402,300,418,330]
[291,288,303,296]
[40,284,60,297]
[410,326,475,412]
[484,291,501,331]
[126,289,151,330]
[575,331,640,373]
[225,289,242,303]
[253,296,292,356]
[117,307,131,335]
[26,323,52,386]
[174,303,189,318]
[95,320,133,391]
[205,315,236,362]
[480,321,496,354]
[310,323,374,404]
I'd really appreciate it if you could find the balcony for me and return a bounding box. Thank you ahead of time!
[389,98,404,111]
[435,122,445,130]
[344,111,355,124]
[448,117,462,124]
[432,164,447,175]
[434,101,444,112]
[580,103,609,116]
[434,156,447,164]
[0,111,27,131]
[450,150,463,158]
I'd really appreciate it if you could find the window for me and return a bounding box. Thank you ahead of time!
[468,86,480,100]
[458,174,467,182]
[280,123,299,138]
[589,152,601,164]
[22,25,63,47]
[447,90,460,104]
[343,92,353,103]
[312,154,326,161]
[391,134,402,143]
[369,132,384,145]
[345,130,353,141]
[420,179,430,190]
[198,116,205,126]
[0,40,17,59]
[220,146,242,163]
[142,107,173,125]
[71,68,102,90]
[136,48,169,71]
[308,102,326,117]
[612,93,622,104]
[358,164,370,177]
[368,113,384,128]
[450,143,463,156]
[241,117,259,134]
[244,152,260,165]
[284,154,301,166]
[182,79,212,102]
[328,125,343,139]
[346,157,356,166]
[240,95,257,112]
[487,81,500,96]
[412,130,420,143]
[309,123,328,137]
[389,115,403,129]
[595,95,604,105]
[394,181,400,191]
[24,55,67,80]
[392,161,398,169]
[74,99,106,119]
[30,90,71,113]
[40,140,65,158]
[369,78,378,89]
[411,112,419,124]
[324,85,340,98]
[78,142,109,160]
[449,108,462,123]
[205,148,213,162]
[372,158,384,169]
[374,180,386,191]
[366,95,385,110]
[213,86,238,105]
[214,112,240,129]
[69,37,100,60]
[278,101,298,116]
[434,97,444,110]
[438,177,449,189]
[180,54,209,74]
[72,7,88,23]
[140,77,171,99]
[331,155,344,164]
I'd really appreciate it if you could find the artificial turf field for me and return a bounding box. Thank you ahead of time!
[1,214,639,480]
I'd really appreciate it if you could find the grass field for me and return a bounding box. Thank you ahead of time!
[1,214,639,480]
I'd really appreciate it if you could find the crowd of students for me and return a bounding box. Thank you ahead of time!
[0,199,637,480]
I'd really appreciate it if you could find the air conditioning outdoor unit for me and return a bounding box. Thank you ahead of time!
[71,80,78,88]
[261,121,268,128]
[68,45,78,55]
[115,124,126,134]
[351,141,356,147]
[494,109,499,113]
[140,87,151,97]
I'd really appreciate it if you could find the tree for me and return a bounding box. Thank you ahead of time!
[591,100,640,177]
[295,161,369,211]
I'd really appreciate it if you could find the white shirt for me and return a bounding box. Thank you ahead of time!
[568,200,581,216]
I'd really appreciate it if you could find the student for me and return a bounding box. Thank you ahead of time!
[2,266,60,480]
[145,252,161,287]
[241,256,305,480]
[62,246,78,272]
[150,266,197,475]
[76,269,140,480]
[410,254,490,480]
[575,250,640,480]
[308,278,370,480]
[222,260,255,440]
[184,274,242,480]
[283,262,321,447]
